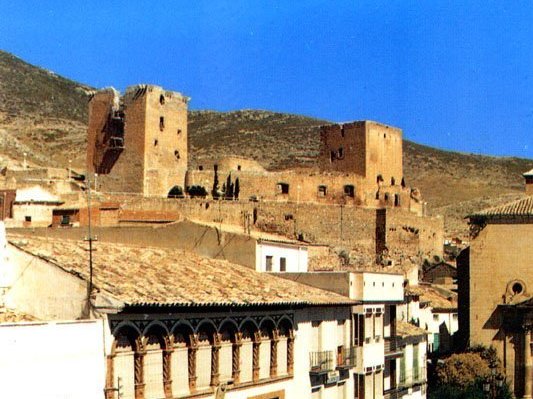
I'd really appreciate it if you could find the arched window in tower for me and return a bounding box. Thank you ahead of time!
[160,116,165,131]
[159,94,165,105]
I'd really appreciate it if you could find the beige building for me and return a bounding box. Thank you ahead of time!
[458,182,533,398]
[4,230,361,399]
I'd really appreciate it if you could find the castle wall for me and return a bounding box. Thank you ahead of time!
[318,121,403,186]
[142,86,188,196]
[87,85,188,196]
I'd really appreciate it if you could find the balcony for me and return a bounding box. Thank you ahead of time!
[399,367,427,388]
[384,336,403,358]
[336,346,357,369]
[310,350,334,374]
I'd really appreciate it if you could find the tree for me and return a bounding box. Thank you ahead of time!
[234,178,240,200]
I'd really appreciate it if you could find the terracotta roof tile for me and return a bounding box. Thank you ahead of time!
[405,285,457,310]
[397,320,427,338]
[469,196,533,219]
[8,234,355,308]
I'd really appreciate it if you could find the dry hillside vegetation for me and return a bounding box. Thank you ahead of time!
[1,50,532,238]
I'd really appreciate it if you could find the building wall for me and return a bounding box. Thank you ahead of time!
[2,243,89,320]
[87,85,188,196]
[256,242,308,272]
[318,121,403,186]
[352,273,404,302]
[0,319,106,399]
[12,203,56,227]
[465,223,533,387]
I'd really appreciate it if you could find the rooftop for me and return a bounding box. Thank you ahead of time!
[468,196,533,221]
[523,168,533,177]
[7,234,355,309]
[406,284,457,310]
[397,320,427,339]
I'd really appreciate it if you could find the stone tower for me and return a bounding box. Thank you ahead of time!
[86,85,189,197]
[319,120,403,186]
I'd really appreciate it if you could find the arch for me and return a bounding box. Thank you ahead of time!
[142,320,170,340]
[239,317,260,333]
[259,317,277,333]
[277,316,294,332]
[171,319,195,336]
[195,319,218,336]
[218,318,239,335]
[111,321,142,336]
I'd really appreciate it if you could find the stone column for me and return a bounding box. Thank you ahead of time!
[134,337,146,399]
[253,332,261,382]
[105,354,115,399]
[524,327,533,399]
[270,330,279,378]
[232,332,243,385]
[188,334,199,393]
[211,333,221,387]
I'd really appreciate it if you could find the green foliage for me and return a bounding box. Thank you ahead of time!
[186,185,207,198]
[429,379,513,399]
[436,353,490,388]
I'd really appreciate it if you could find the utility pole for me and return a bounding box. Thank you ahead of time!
[84,173,96,313]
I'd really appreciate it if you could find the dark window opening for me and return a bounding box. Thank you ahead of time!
[280,257,287,272]
[277,183,289,194]
[266,256,273,272]
[337,147,344,159]
[284,214,294,221]
[174,150,180,160]
[61,215,70,225]
[237,165,241,171]
[394,194,400,207]
[159,94,165,105]
[154,139,158,146]
[344,185,355,197]
[330,150,335,162]
[401,177,406,188]
[177,129,182,135]
[513,282,524,295]
[318,185,327,197]
[384,193,390,202]
[377,174,384,184]
[159,116,165,131]
[198,165,204,171]
[391,177,396,186]
[375,191,380,200]
[167,186,184,198]
[341,127,345,137]
[25,216,31,222]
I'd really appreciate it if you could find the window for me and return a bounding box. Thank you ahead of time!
[343,185,355,197]
[280,257,286,272]
[318,185,327,197]
[277,183,289,195]
[154,139,158,146]
[337,147,344,159]
[177,129,182,135]
[198,165,203,171]
[174,150,180,160]
[159,94,165,105]
[265,256,273,272]
[25,216,31,222]
[433,314,439,321]
[394,194,400,207]
[61,214,70,225]
[391,177,396,186]
[159,116,165,131]
[377,174,384,184]
[237,165,241,171]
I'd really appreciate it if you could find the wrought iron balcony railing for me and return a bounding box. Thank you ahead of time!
[309,350,334,374]
[336,346,357,369]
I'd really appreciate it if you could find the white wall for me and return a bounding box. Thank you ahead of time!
[351,272,403,302]
[0,319,106,399]
[12,203,55,227]
[256,241,308,272]
[2,243,89,320]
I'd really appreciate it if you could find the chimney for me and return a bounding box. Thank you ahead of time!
[524,169,533,196]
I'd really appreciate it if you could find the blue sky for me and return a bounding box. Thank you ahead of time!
[1,1,532,158]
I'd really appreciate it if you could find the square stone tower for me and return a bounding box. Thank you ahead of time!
[319,120,403,186]
[86,85,189,197]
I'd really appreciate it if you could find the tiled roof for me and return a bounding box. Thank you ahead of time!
[8,234,355,308]
[406,285,457,310]
[397,320,427,338]
[468,196,533,220]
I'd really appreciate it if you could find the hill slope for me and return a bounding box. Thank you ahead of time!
[1,50,532,238]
